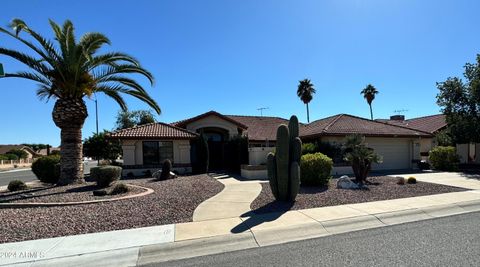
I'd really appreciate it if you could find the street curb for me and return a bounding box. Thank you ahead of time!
[137,232,258,265]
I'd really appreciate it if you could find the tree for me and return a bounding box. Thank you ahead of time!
[360,84,379,120]
[83,131,121,161]
[297,79,316,123]
[343,134,382,184]
[0,19,160,185]
[437,54,480,144]
[22,143,49,151]
[115,109,156,130]
[6,149,28,159]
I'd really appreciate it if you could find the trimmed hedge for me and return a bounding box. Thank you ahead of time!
[300,153,333,186]
[31,155,61,184]
[8,180,27,191]
[90,165,122,187]
[429,146,459,171]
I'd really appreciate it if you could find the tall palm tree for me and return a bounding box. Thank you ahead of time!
[360,84,379,120]
[0,19,160,185]
[297,79,316,123]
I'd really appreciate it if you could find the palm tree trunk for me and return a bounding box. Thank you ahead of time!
[369,104,373,120]
[58,126,85,185]
[306,103,310,123]
[52,98,88,185]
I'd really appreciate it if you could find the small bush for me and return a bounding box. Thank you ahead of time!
[126,172,135,179]
[110,183,129,195]
[90,166,122,187]
[417,160,430,170]
[429,146,459,171]
[31,155,61,184]
[300,153,333,186]
[302,143,317,155]
[407,177,417,184]
[5,154,19,160]
[8,180,27,191]
[160,159,172,180]
[397,177,406,185]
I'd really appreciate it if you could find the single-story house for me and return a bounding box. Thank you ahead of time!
[380,114,479,164]
[0,145,38,159]
[110,111,448,176]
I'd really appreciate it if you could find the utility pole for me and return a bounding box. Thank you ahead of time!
[257,107,269,116]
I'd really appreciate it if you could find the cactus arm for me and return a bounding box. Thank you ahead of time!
[267,153,279,199]
[289,161,300,201]
[276,124,290,201]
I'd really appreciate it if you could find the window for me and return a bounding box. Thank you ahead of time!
[143,141,174,165]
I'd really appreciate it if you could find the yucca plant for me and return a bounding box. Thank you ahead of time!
[0,19,160,185]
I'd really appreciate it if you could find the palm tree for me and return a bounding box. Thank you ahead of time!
[297,79,316,123]
[0,19,160,185]
[361,84,379,120]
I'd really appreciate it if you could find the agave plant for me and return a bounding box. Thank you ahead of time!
[0,19,160,185]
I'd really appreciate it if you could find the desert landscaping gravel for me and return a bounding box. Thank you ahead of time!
[0,174,224,243]
[0,182,144,203]
[251,176,467,214]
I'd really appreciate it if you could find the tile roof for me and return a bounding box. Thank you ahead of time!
[0,145,37,155]
[225,115,291,141]
[109,122,198,140]
[379,114,447,134]
[301,114,433,138]
[172,111,248,129]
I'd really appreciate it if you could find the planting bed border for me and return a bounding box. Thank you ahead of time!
[0,184,153,208]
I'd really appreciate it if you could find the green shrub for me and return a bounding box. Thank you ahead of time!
[302,143,317,155]
[31,155,61,184]
[8,180,27,191]
[429,146,459,171]
[90,165,122,187]
[300,153,333,186]
[407,177,417,184]
[5,154,19,160]
[110,183,129,195]
[0,154,8,160]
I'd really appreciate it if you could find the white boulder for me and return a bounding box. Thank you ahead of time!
[337,175,361,189]
[152,170,177,180]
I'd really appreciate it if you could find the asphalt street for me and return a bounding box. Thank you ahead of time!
[149,211,480,267]
[0,160,97,186]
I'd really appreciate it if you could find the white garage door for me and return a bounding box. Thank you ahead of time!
[367,138,411,170]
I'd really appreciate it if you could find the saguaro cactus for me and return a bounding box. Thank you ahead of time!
[267,115,302,201]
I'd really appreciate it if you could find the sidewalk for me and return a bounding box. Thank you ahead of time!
[2,172,480,266]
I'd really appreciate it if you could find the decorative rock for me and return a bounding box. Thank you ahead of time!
[337,175,361,189]
[152,170,177,180]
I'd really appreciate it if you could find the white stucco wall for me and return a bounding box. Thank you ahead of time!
[249,147,275,165]
[185,115,240,137]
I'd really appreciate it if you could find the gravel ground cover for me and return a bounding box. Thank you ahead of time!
[251,176,467,214]
[0,174,224,243]
[0,182,144,203]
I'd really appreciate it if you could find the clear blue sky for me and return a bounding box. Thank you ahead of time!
[0,0,479,146]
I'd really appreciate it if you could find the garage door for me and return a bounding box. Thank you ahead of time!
[367,138,411,170]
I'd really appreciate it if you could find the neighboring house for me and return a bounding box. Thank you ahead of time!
[37,147,61,156]
[111,111,446,176]
[0,145,38,159]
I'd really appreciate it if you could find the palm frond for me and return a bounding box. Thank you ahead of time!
[93,64,154,85]
[97,75,147,94]
[0,47,52,75]
[87,52,139,69]
[79,32,110,56]
[2,71,52,85]
[95,84,160,114]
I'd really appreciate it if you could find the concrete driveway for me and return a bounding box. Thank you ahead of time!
[389,172,480,190]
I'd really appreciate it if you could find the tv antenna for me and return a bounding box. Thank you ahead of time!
[393,109,409,114]
[257,107,269,116]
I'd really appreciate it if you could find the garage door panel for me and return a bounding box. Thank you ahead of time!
[367,139,411,170]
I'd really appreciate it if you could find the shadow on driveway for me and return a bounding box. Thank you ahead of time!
[230,201,294,234]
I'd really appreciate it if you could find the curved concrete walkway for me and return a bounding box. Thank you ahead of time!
[193,174,263,221]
